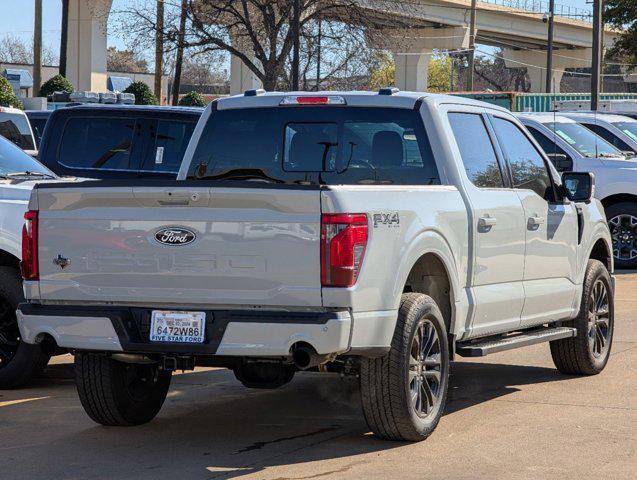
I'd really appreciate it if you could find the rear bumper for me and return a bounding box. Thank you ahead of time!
[17,304,352,357]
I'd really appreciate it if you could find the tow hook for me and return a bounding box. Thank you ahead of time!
[162,355,195,371]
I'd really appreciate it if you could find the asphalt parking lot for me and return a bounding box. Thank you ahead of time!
[2,274,636,480]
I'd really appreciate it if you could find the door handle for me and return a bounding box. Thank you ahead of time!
[528,216,545,228]
[478,216,497,229]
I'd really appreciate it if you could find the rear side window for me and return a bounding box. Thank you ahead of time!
[583,123,633,152]
[142,120,196,173]
[58,117,135,170]
[448,112,504,188]
[188,107,439,185]
[491,117,554,200]
[0,112,35,150]
[527,126,569,157]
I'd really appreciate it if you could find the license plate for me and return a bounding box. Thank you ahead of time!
[150,311,205,344]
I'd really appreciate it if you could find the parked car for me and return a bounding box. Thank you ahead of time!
[18,91,614,441]
[560,112,637,155]
[0,136,85,388]
[25,110,52,148]
[518,112,637,268]
[37,104,204,179]
[0,106,37,156]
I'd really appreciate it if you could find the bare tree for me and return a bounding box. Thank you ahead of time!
[113,0,403,91]
[154,0,164,100]
[0,35,59,66]
[106,47,149,72]
[171,0,188,105]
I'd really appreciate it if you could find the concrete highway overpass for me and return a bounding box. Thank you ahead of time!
[64,0,617,95]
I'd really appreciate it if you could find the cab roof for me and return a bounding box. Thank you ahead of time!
[515,112,579,124]
[215,90,512,114]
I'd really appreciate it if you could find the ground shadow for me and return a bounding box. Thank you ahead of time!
[1,359,577,479]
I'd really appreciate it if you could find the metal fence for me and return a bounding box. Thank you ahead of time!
[480,0,593,22]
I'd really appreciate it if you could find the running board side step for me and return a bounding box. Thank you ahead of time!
[456,326,577,357]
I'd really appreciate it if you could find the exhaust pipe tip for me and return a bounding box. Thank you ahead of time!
[292,345,328,370]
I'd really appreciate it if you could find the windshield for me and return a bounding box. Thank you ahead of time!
[0,136,55,177]
[612,122,637,143]
[544,122,623,158]
[188,106,440,185]
[0,111,35,150]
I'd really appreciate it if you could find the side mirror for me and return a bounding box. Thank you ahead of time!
[546,153,573,172]
[562,171,594,203]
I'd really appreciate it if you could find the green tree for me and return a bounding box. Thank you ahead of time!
[178,91,205,107]
[38,74,74,97]
[427,56,456,92]
[123,81,158,105]
[0,76,22,108]
[368,54,395,90]
[605,0,637,64]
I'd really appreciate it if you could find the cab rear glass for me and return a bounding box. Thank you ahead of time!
[188,107,440,185]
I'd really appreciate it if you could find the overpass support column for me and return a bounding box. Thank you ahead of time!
[375,27,470,92]
[66,0,113,92]
[503,48,591,93]
[229,34,262,95]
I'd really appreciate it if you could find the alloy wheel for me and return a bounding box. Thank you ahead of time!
[408,318,442,417]
[609,214,637,261]
[588,279,611,358]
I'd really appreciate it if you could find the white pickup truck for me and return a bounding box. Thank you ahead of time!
[0,136,81,388]
[17,91,614,441]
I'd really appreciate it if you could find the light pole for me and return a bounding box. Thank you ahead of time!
[545,0,555,93]
[467,0,477,91]
[591,0,602,110]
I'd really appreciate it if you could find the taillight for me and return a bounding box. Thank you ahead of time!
[21,210,39,280]
[321,213,368,288]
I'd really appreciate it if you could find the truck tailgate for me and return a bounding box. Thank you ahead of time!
[33,184,322,307]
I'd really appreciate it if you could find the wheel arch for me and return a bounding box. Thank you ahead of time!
[588,237,612,272]
[394,231,461,337]
[0,249,20,271]
[600,193,637,209]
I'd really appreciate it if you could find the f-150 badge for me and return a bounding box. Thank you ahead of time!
[154,227,196,246]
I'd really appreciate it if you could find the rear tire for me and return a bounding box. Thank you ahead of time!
[606,202,637,269]
[550,260,614,375]
[75,353,171,426]
[0,266,50,389]
[360,293,449,441]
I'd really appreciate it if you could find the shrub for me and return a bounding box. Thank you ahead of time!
[38,74,74,98]
[0,77,23,108]
[178,91,206,107]
[123,81,158,105]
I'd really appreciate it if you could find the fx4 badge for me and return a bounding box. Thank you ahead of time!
[373,212,400,228]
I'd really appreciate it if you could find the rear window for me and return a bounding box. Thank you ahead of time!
[188,107,439,185]
[142,119,197,173]
[0,112,35,150]
[58,117,135,170]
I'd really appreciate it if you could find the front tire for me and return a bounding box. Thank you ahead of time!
[0,266,50,389]
[360,293,449,441]
[75,353,172,426]
[550,260,614,375]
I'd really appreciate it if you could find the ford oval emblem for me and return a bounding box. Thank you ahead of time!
[154,227,196,246]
